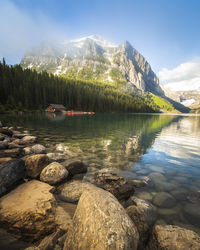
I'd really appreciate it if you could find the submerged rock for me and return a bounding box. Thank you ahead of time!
[40,162,68,185]
[126,197,157,249]
[57,180,95,203]
[2,148,23,158]
[22,135,37,144]
[90,172,135,201]
[0,133,7,141]
[148,225,200,250]
[152,192,176,208]
[0,159,26,196]
[64,186,139,249]
[183,204,200,227]
[0,140,8,150]
[8,142,24,149]
[25,154,49,178]
[31,144,46,154]
[62,159,87,176]
[129,179,147,188]
[12,132,29,139]
[0,180,56,241]
[47,152,67,163]
[0,127,13,137]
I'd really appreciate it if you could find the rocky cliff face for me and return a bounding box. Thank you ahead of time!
[20,35,167,97]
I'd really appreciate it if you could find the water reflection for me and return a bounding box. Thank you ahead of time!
[0,113,200,231]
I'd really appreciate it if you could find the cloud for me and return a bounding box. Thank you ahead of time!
[158,59,200,92]
[0,0,67,63]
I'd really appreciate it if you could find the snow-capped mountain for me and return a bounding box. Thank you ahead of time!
[20,35,174,98]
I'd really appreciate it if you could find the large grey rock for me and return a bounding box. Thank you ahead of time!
[25,154,49,178]
[0,180,56,241]
[57,180,96,202]
[152,192,176,208]
[62,159,87,176]
[0,159,26,196]
[126,197,157,249]
[31,144,46,154]
[40,162,68,185]
[22,135,37,144]
[90,172,135,201]
[64,186,139,250]
[148,225,200,250]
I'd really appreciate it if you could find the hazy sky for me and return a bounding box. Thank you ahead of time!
[0,0,200,87]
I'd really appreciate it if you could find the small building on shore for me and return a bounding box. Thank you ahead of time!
[46,104,66,113]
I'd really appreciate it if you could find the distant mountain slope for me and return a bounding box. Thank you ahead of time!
[20,35,163,94]
[20,35,189,113]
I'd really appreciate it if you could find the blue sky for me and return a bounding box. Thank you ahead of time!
[0,0,200,80]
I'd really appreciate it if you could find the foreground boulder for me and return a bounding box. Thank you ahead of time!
[57,180,96,203]
[90,172,135,201]
[64,186,139,249]
[0,159,26,196]
[40,162,69,185]
[0,180,56,241]
[126,197,157,249]
[148,225,200,250]
[25,154,49,178]
[62,159,87,176]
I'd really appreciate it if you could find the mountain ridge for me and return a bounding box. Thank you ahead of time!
[20,35,189,112]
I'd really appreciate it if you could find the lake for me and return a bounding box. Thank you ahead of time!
[1,112,200,234]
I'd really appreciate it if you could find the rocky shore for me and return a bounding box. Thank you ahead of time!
[0,121,200,250]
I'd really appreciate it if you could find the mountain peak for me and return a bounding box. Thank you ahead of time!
[70,35,117,48]
[121,40,132,50]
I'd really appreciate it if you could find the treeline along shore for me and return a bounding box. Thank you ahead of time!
[0,59,160,113]
[0,120,200,249]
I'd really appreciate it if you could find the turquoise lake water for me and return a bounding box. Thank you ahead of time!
[0,113,200,233]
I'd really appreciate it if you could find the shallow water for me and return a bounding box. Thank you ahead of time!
[1,112,200,233]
